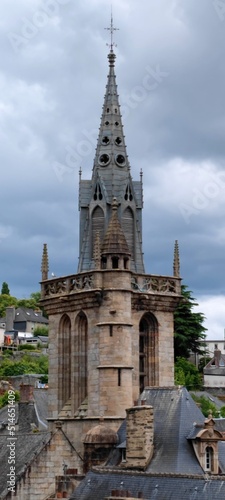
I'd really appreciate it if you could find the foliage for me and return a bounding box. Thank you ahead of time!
[198,356,211,373]
[175,357,202,390]
[191,394,219,418]
[0,353,48,376]
[220,406,225,417]
[1,282,10,295]
[18,344,37,351]
[2,349,14,356]
[39,374,48,384]
[33,326,49,337]
[174,285,207,360]
[0,295,17,318]
[0,291,46,319]
[0,390,20,409]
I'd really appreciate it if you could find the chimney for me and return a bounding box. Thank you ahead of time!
[214,349,221,367]
[19,383,34,403]
[124,405,154,470]
[5,307,15,331]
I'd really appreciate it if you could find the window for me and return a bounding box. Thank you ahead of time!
[112,256,119,269]
[205,446,213,471]
[139,314,158,393]
[92,206,104,257]
[121,448,126,462]
[118,368,121,386]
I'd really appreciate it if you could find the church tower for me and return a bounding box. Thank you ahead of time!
[40,22,181,470]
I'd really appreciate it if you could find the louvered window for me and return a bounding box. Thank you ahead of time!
[122,207,134,258]
[92,206,104,256]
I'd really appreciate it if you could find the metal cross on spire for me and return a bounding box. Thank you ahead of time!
[105,8,119,51]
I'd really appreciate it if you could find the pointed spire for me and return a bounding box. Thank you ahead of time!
[101,198,131,256]
[41,243,49,281]
[173,240,180,277]
[92,17,130,200]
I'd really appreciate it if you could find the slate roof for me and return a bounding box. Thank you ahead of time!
[0,387,49,497]
[140,387,205,475]
[108,387,205,475]
[0,431,51,498]
[70,387,225,499]
[14,307,48,325]
[70,469,225,500]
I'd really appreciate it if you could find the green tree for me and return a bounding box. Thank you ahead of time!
[0,295,17,318]
[0,290,46,318]
[174,285,207,360]
[175,357,202,390]
[1,282,10,295]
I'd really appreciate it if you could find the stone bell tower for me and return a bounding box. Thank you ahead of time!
[40,23,182,468]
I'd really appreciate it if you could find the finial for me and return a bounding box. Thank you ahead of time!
[173,240,180,278]
[41,243,49,281]
[112,197,118,210]
[105,8,119,52]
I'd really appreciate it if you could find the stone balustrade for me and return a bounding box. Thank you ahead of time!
[41,271,181,299]
[131,274,181,295]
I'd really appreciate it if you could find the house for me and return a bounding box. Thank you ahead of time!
[2,306,48,333]
[204,349,225,388]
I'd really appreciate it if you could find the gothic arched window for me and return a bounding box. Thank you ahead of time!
[92,206,104,257]
[122,207,134,258]
[75,311,88,408]
[59,314,71,409]
[139,313,158,393]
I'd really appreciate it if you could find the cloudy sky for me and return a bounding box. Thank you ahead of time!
[1,0,225,339]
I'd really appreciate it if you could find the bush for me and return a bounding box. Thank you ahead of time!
[18,344,37,351]
[2,349,14,356]
[33,326,48,337]
[191,394,218,417]
[0,390,20,409]
[0,353,48,376]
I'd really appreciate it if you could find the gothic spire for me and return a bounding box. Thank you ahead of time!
[78,26,145,274]
[92,26,131,200]
[173,240,180,278]
[41,243,49,281]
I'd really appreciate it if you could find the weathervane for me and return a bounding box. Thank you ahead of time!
[105,8,119,51]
